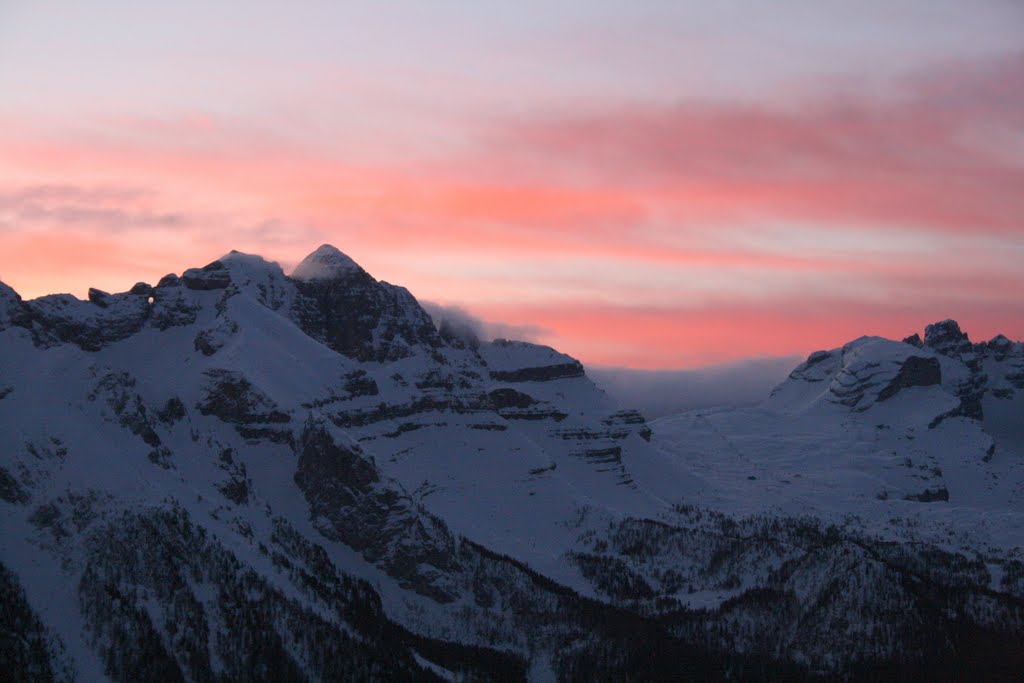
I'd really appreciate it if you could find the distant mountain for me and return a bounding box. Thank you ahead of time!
[1,246,1022,681]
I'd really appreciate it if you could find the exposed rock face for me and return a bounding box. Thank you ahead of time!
[977,334,1024,398]
[156,273,180,288]
[490,361,585,382]
[776,323,1014,420]
[27,293,150,351]
[480,339,586,382]
[818,338,937,411]
[783,349,840,388]
[984,334,1012,360]
[289,245,442,362]
[88,371,163,449]
[197,369,289,426]
[0,466,30,504]
[181,260,232,290]
[196,370,291,445]
[902,332,923,348]
[193,318,238,356]
[293,418,461,602]
[156,397,186,424]
[603,409,653,441]
[129,282,153,297]
[87,288,111,306]
[487,388,538,409]
[895,319,992,423]
[149,283,200,330]
[877,356,942,402]
[86,371,176,469]
[924,319,973,358]
[0,281,30,331]
[904,486,950,502]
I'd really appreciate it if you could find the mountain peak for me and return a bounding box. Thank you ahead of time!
[290,244,364,281]
[923,319,971,357]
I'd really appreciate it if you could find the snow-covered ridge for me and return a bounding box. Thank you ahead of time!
[1,246,1022,679]
[773,319,1022,423]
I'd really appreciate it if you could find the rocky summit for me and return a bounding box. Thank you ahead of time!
[1,246,1023,681]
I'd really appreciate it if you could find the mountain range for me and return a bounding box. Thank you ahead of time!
[2,245,1022,681]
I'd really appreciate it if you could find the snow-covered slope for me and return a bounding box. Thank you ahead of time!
[2,247,1022,680]
[654,321,1024,521]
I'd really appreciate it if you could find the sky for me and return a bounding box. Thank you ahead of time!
[0,1,1022,368]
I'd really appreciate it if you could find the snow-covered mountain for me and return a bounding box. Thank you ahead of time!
[2,246,1022,681]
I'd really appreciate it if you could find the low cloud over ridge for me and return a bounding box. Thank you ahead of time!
[589,356,802,419]
[419,301,550,346]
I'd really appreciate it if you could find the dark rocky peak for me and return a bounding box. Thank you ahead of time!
[902,333,923,348]
[156,273,181,288]
[288,246,442,362]
[290,244,366,282]
[87,288,112,307]
[923,319,972,357]
[980,334,1022,362]
[129,281,153,297]
[0,280,31,330]
[988,334,1012,349]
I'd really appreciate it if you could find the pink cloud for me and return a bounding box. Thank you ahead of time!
[0,54,1020,367]
[478,54,1024,234]
[475,299,1024,369]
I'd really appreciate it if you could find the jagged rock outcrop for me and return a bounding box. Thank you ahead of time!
[129,282,153,297]
[908,319,1007,422]
[902,332,923,348]
[480,339,586,382]
[193,318,238,356]
[0,466,30,504]
[293,418,461,602]
[877,355,942,402]
[27,292,151,351]
[289,245,442,362]
[149,280,200,330]
[196,369,292,444]
[924,319,974,359]
[0,281,31,331]
[88,372,161,447]
[181,260,232,290]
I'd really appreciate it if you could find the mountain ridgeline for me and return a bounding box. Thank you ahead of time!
[1,245,1022,681]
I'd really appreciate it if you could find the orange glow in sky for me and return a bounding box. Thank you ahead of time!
[1,3,1022,368]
